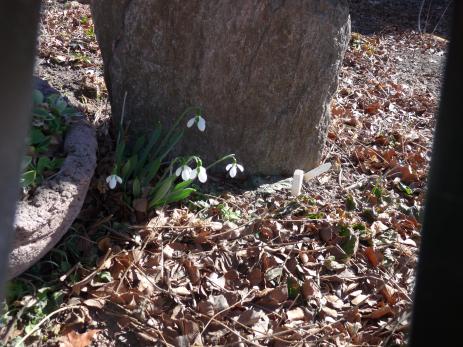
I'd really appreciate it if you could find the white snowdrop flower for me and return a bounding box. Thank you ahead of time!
[106,174,122,189]
[226,162,244,178]
[190,168,197,180]
[186,115,206,132]
[190,166,207,183]
[195,166,207,183]
[175,165,194,181]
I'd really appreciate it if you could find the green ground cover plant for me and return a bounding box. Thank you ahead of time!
[21,90,75,193]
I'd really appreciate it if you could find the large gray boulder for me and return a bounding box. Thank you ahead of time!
[91,0,350,175]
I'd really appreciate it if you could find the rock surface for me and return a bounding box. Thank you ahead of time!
[91,0,350,175]
[8,80,97,279]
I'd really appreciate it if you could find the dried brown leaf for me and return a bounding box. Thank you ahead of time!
[172,287,191,296]
[369,305,394,319]
[237,309,266,327]
[325,295,344,309]
[208,294,229,312]
[321,306,338,318]
[248,268,264,286]
[183,259,200,285]
[83,298,105,309]
[365,101,381,114]
[381,284,397,305]
[197,300,214,316]
[365,247,380,267]
[302,279,318,299]
[351,294,368,306]
[344,307,362,322]
[63,329,100,347]
[286,307,305,321]
[97,237,112,252]
[132,198,147,213]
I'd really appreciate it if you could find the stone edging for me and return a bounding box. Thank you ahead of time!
[8,118,97,279]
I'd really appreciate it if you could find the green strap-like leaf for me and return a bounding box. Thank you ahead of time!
[142,158,161,186]
[132,135,146,154]
[173,179,193,192]
[149,175,177,208]
[132,177,141,198]
[115,141,126,169]
[165,188,196,203]
[151,188,196,208]
[134,125,162,176]
[155,129,184,162]
[121,154,138,180]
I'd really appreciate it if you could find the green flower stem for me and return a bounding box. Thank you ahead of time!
[153,106,202,158]
[194,156,202,168]
[170,106,202,134]
[168,157,182,175]
[186,155,199,166]
[206,154,235,170]
[116,91,128,146]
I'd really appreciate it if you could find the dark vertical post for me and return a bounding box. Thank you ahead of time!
[409,3,463,346]
[0,1,42,301]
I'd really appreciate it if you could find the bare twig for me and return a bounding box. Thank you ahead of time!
[200,289,256,336]
[382,312,411,346]
[14,305,81,347]
[431,0,452,34]
[195,311,263,347]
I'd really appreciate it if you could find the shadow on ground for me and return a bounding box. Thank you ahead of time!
[349,0,453,37]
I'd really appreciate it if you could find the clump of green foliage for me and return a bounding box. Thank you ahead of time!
[0,228,92,345]
[107,101,243,213]
[21,90,74,190]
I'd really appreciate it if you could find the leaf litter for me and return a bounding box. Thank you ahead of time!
[0,1,450,346]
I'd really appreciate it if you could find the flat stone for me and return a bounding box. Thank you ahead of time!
[8,79,97,279]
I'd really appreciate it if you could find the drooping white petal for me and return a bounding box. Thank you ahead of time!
[190,169,197,180]
[181,166,192,181]
[237,164,244,172]
[108,175,116,189]
[198,167,207,183]
[226,163,233,171]
[229,165,237,178]
[187,117,195,128]
[106,174,122,189]
[175,167,182,176]
[197,116,206,131]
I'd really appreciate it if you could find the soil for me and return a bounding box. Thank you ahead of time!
[349,0,452,38]
[35,0,109,128]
